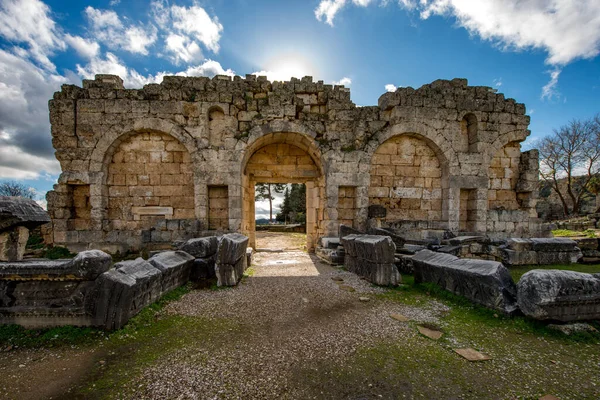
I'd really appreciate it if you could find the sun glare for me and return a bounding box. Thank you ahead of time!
[257,54,317,82]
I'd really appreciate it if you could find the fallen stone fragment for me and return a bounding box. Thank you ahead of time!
[178,236,219,258]
[339,285,355,292]
[547,323,598,335]
[215,233,249,286]
[359,297,370,302]
[390,313,409,322]
[340,234,400,286]
[331,276,344,282]
[413,249,517,314]
[417,325,443,340]
[453,348,491,362]
[517,269,600,321]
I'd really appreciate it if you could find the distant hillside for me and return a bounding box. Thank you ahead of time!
[255,218,270,225]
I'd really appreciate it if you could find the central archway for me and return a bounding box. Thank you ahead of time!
[241,132,325,251]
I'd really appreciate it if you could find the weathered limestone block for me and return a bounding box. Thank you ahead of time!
[148,250,194,292]
[179,236,219,258]
[0,250,112,328]
[0,226,29,262]
[0,196,50,231]
[0,196,50,261]
[340,234,400,286]
[191,257,216,281]
[90,258,163,330]
[502,238,582,266]
[368,227,406,248]
[413,249,518,314]
[0,249,112,280]
[517,270,600,321]
[339,224,363,238]
[215,233,249,286]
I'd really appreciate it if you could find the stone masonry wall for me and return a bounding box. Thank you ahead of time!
[47,74,543,252]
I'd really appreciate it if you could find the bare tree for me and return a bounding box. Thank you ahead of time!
[539,114,600,216]
[0,180,36,199]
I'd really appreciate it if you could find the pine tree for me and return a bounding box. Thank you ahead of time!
[255,183,286,223]
[276,186,291,223]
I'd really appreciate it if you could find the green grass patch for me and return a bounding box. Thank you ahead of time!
[44,246,76,259]
[552,228,597,238]
[509,263,600,282]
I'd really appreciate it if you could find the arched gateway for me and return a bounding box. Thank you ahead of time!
[46,74,541,253]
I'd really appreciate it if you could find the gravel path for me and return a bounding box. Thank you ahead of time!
[133,248,449,399]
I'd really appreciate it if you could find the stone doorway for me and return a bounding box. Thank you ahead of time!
[241,133,325,252]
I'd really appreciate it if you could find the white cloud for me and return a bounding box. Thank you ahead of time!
[170,3,223,53]
[0,0,65,70]
[64,34,99,59]
[179,60,235,78]
[333,77,352,86]
[77,53,235,88]
[165,33,203,64]
[541,68,561,101]
[85,6,157,55]
[316,0,600,67]
[385,83,397,92]
[493,77,502,87]
[109,0,120,6]
[315,0,376,26]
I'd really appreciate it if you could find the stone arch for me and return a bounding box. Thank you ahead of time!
[460,113,478,152]
[485,129,528,167]
[87,119,201,248]
[240,124,325,251]
[366,122,456,172]
[89,118,198,173]
[368,133,447,228]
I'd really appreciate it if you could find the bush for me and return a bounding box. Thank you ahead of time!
[44,246,75,260]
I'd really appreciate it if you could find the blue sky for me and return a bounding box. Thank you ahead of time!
[0,0,599,215]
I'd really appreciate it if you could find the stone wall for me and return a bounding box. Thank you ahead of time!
[47,74,542,252]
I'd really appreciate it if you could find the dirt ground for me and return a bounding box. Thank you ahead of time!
[1,232,599,399]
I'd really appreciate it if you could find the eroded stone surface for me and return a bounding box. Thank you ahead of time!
[413,249,517,314]
[215,233,249,286]
[517,269,600,321]
[341,234,400,286]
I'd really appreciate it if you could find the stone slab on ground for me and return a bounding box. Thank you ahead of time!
[215,233,249,286]
[91,258,163,330]
[454,348,491,362]
[413,249,517,314]
[517,269,600,322]
[178,236,219,258]
[417,325,443,340]
[0,250,112,280]
[341,234,400,286]
[148,250,195,292]
[390,313,410,322]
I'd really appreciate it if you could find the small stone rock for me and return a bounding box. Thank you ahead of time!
[301,297,309,303]
[453,348,491,362]
[18,364,25,368]
[548,323,598,335]
[331,276,344,282]
[417,325,443,340]
[359,297,370,302]
[339,285,355,292]
[390,313,409,322]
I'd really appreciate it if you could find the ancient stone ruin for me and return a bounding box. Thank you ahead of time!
[46,74,542,254]
[0,196,50,261]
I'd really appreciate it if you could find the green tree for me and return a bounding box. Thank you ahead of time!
[255,183,286,223]
[276,186,291,223]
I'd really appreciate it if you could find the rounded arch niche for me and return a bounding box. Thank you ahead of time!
[369,133,447,226]
[104,131,195,232]
[240,131,325,251]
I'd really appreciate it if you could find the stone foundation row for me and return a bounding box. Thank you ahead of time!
[0,233,249,330]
